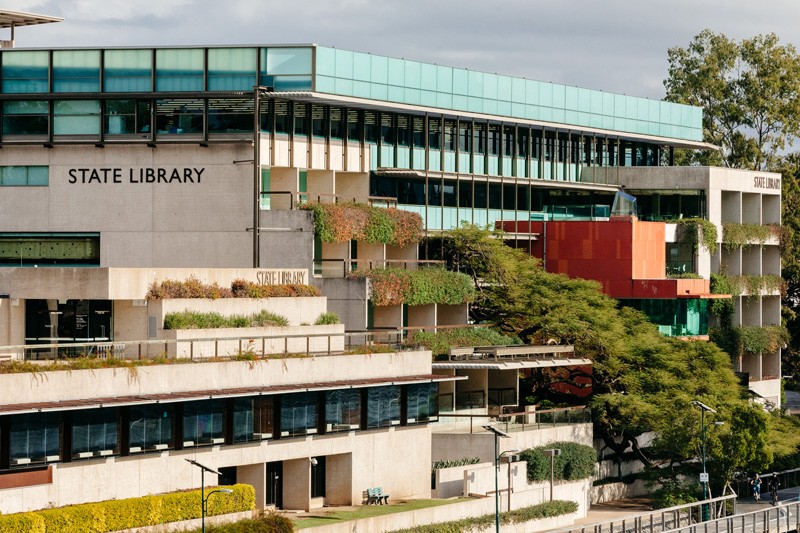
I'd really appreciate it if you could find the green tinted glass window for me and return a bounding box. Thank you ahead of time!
[2,51,49,93]
[104,49,152,92]
[52,50,100,92]
[155,49,203,91]
[208,48,256,90]
[54,100,101,135]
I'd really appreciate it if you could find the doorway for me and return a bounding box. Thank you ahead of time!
[266,461,283,509]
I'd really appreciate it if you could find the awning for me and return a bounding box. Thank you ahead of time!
[433,357,592,370]
[0,373,465,415]
[265,91,717,151]
[0,10,63,29]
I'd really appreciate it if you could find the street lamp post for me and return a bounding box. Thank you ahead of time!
[483,425,511,533]
[541,449,562,501]
[500,449,520,512]
[691,400,716,521]
[186,459,230,533]
[204,489,234,531]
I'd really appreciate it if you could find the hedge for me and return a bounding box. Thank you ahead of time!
[0,484,255,533]
[163,310,289,330]
[147,277,320,300]
[390,500,578,532]
[352,268,476,306]
[305,202,423,246]
[520,442,596,483]
[404,327,521,357]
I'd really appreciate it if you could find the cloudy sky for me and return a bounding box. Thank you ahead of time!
[4,0,800,100]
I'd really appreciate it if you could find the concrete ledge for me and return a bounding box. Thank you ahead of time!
[110,510,255,533]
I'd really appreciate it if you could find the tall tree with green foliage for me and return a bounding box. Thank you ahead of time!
[443,225,770,489]
[664,30,800,170]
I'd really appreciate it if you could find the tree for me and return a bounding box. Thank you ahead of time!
[443,225,768,487]
[665,30,800,170]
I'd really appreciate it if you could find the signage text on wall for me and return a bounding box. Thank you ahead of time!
[753,176,780,190]
[68,167,205,184]
[256,270,308,285]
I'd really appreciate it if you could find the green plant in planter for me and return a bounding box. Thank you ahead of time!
[722,223,781,249]
[314,312,340,325]
[676,218,718,254]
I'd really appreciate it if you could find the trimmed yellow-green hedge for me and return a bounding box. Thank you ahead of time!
[0,484,255,533]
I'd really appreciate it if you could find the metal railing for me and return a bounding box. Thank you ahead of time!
[261,190,398,210]
[436,406,590,434]
[314,258,445,278]
[5,330,411,362]
[547,494,738,533]
[665,499,799,533]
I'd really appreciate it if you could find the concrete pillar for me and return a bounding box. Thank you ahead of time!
[357,243,385,270]
[282,458,311,511]
[237,463,267,509]
[335,171,369,203]
[269,167,299,210]
[325,453,353,505]
[307,169,336,204]
[437,304,469,326]
[386,244,418,268]
[373,305,402,330]
[408,304,436,332]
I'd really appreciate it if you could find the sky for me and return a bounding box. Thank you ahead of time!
[4,0,800,101]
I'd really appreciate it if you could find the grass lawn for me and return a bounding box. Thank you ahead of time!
[293,498,469,529]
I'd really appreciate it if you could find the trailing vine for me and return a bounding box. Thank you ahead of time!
[675,218,718,254]
[711,325,789,356]
[303,202,423,246]
[722,223,781,250]
[350,267,476,306]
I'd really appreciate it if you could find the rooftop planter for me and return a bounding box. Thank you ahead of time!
[722,223,782,249]
[147,278,321,299]
[350,267,475,306]
[303,202,423,246]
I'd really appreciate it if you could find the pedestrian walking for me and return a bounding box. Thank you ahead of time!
[751,473,762,501]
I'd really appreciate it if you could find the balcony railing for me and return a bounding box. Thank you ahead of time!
[261,191,397,211]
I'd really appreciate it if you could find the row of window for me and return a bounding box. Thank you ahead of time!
[0,166,48,186]
[0,47,312,94]
[0,383,439,469]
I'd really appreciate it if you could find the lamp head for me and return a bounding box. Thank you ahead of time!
[691,400,717,413]
[482,425,510,438]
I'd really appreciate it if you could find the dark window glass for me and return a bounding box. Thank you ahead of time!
[330,107,344,140]
[443,120,456,151]
[474,181,487,209]
[325,389,361,432]
[311,105,327,138]
[428,119,441,150]
[9,412,60,466]
[380,113,394,145]
[233,397,274,443]
[503,126,514,156]
[155,99,203,135]
[459,180,472,208]
[489,183,502,209]
[274,101,290,135]
[459,122,471,152]
[364,111,378,143]
[503,184,516,210]
[488,124,501,156]
[397,115,410,147]
[208,98,253,134]
[443,180,457,207]
[397,178,425,205]
[105,99,152,135]
[474,123,486,154]
[406,383,439,423]
[517,185,530,211]
[367,386,401,428]
[348,109,361,142]
[412,117,425,148]
[280,392,318,437]
[2,100,48,136]
[428,180,441,206]
[72,408,119,459]
[129,404,173,452]
[183,399,224,446]
[294,103,309,136]
[517,128,529,158]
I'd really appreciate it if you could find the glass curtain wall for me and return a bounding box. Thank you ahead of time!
[71,408,119,459]
[9,412,60,466]
[129,404,173,452]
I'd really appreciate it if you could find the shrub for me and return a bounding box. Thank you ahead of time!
[676,218,718,254]
[520,442,596,482]
[204,510,294,532]
[303,202,423,245]
[0,485,254,533]
[352,268,476,307]
[404,327,521,357]
[723,222,781,249]
[390,500,578,532]
[432,457,481,469]
[148,279,319,300]
[314,312,340,325]
[164,310,289,330]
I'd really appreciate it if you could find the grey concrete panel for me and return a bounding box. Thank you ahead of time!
[259,210,314,269]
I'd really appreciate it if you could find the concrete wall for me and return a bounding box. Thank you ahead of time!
[149,297,328,328]
[0,351,434,405]
[0,298,24,350]
[158,324,345,357]
[318,278,368,331]
[259,210,315,270]
[0,144,256,268]
[432,424,593,464]
[592,479,650,503]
